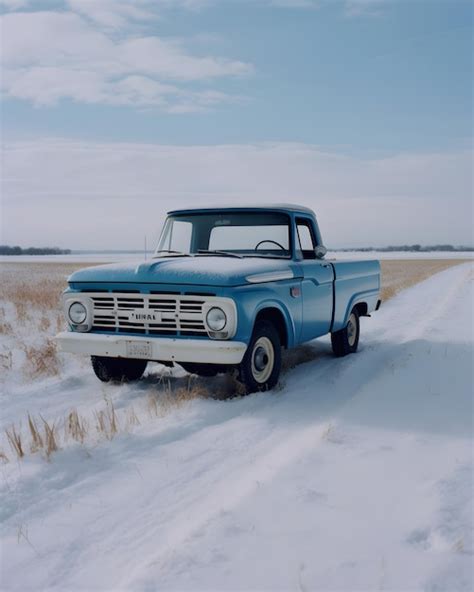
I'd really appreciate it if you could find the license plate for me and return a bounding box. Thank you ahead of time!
[126,341,153,359]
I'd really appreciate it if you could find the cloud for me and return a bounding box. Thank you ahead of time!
[2,139,472,249]
[0,0,388,113]
[0,0,28,8]
[344,0,387,17]
[63,1,214,29]
[0,7,253,110]
[65,0,158,29]
[268,0,318,7]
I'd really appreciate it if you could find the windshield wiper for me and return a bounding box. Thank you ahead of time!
[153,250,191,258]
[197,250,243,259]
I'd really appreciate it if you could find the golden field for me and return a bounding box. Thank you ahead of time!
[0,258,469,314]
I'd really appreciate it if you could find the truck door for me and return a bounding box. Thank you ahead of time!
[295,217,334,342]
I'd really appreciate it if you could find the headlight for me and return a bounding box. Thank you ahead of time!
[206,307,227,332]
[68,301,87,324]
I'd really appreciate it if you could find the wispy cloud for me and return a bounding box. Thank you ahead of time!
[344,0,387,17]
[2,139,471,248]
[0,4,253,111]
[268,0,318,7]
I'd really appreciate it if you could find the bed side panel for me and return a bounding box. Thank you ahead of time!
[331,260,381,332]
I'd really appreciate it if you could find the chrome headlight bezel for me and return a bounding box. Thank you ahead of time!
[62,294,94,332]
[68,302,87,324]
[202,299,237,340]
[206,307,227,332]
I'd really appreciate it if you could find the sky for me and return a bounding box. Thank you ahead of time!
[0,0,472,249]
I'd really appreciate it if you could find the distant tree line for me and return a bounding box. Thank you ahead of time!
[0,245,71,256]
[338,244,474,252]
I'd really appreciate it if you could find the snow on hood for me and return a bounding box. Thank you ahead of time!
[68,256,297,287]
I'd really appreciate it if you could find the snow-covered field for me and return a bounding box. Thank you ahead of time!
[1,250,473,263]
[1,261,473,591]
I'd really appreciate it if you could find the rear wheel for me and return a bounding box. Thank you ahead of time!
[237,320,281,395]
[91,356,147,383]
[331,309,360,357]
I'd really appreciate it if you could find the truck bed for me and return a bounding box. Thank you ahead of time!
[330,259,381,332]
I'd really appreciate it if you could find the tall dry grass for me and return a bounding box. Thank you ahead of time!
[1,258,468,317]
[41,416,59,459]
[94,401,118,440]
[0,263,83,312]
[0,262,94,381]
[4,380,213,462]
[65,409,88,444]
[6,425,24,458]
[0,351,13,372]
[0,306,13,335]
[380,259,468,301]
[22,340,60,379]
[28,414,44,453]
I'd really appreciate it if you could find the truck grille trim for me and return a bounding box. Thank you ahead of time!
[88,293,209,335]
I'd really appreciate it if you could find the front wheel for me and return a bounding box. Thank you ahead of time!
[331,309,360,357]
[237,321,281,395]
[91,356,147,383]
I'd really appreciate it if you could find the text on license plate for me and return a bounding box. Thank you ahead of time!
[126,341,153,359]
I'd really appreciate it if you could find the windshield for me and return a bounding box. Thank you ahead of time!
[155,212,291,258]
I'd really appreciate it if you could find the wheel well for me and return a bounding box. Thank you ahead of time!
[255,308,288,348]
[353,302,368,317]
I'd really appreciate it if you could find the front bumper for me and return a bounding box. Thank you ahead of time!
[55,332,247,365]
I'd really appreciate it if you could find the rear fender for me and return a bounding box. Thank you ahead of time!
[336,289,380,331]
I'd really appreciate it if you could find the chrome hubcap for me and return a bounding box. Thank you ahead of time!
[251,337,274,383]
[347,313,357,347]
[254,347,269,371]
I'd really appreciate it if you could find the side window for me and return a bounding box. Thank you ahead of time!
[296,219,316,260]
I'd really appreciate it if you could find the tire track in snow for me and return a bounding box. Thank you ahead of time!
[123,422,332,588]
[122,264,473,587]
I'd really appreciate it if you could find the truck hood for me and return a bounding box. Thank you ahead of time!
[69,256,297,288]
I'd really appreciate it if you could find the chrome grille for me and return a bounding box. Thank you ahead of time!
[89,293,208,335]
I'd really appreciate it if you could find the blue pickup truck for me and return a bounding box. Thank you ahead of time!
[57,205,381,394]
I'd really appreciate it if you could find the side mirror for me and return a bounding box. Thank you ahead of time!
[315,245,327,259]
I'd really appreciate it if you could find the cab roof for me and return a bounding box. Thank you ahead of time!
[167,203,315,216]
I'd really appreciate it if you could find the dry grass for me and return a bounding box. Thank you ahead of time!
[0,306,13,335]
[22,340,60,379]
[0,258,469,316]
[6,415,59,460]
[41,416,59,459]
[28,414,44,453]
[3,381,211,462]
[94,401,118,440]
[147,378,210,416]
[0,263,81,312]
[379,259,469,301]
[65,409,88,444]
[38,316,51,332]
[0,262,105,335]
[126,406,141,429]
[6,424,24,459]
[0,351,13,372]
